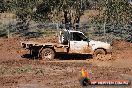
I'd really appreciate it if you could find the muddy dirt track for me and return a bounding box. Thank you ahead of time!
[0,37,132,88]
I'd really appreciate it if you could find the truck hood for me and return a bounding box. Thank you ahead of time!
[89,40,111,50]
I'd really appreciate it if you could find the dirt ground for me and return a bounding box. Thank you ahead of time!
[0,37,132,88]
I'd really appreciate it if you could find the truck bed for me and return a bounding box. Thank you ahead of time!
[21,41,69,48]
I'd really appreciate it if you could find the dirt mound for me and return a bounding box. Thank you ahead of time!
[112,40,132,50]
[112,40,132,60]
[0,38,21,61]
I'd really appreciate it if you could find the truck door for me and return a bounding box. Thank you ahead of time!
[69,32,91,54]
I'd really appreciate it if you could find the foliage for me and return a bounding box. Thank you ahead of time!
[0,24,7,37]
[1,0,131,24]
[94,0,132,25]
[0,0,7,13]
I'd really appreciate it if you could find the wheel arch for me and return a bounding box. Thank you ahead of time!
[94,47,107,54]
[41,45,56,53]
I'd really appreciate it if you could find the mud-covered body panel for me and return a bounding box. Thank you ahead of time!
[20,30,112,56]
[21,41,69,53]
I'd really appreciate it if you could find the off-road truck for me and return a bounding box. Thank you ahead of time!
[21,29,111,59]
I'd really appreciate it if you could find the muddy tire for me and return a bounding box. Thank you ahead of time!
[93,49,106,60]
[41,48,55,60]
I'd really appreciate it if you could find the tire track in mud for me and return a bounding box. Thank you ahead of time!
[0,38,132,88]
[0,59,131,88]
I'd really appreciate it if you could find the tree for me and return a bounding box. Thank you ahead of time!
[102,0,132,25]
[5,0,37,34]
[0,0,6,13]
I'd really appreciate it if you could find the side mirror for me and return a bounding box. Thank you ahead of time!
[83,38,88,41]
[86,38,90,42]
[87,38,90,42]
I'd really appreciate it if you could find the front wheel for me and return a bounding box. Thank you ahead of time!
[93,49,106,60]
[41,48,55,60]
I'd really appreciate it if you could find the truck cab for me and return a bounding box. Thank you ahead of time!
[59,30,92,54]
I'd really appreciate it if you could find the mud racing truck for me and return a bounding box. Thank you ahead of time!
[21,29,111,60]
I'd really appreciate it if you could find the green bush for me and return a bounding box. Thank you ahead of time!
[0,24,7,37]
[0,29,7,37]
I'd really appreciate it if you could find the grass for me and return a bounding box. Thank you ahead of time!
[0,65,41,76]
[0,23,8,37]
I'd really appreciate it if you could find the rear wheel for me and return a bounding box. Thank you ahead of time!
[41,48,55,60]
[93,49,106,60]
